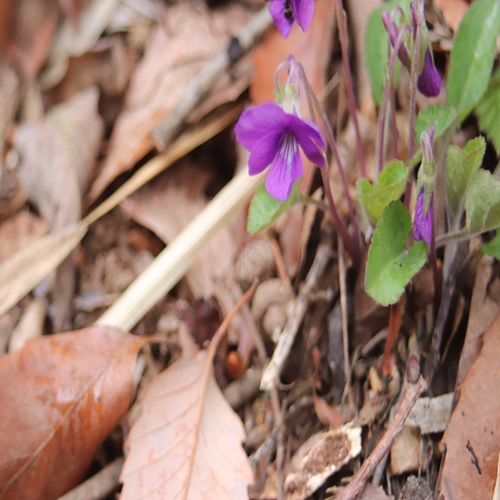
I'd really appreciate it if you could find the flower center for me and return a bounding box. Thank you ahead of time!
[279,133,298,166]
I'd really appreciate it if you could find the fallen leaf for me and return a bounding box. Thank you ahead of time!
[456,255,500,385]
[434,0,470,32]
[437,315,500,500]
[13,86,104,328]
[0,326,144,499]
[90,1,252,199]
[0,223,87,318]
[120,349,254,499]
[14,86,103,229]
[40,0,121,88]
[0,210,48,262]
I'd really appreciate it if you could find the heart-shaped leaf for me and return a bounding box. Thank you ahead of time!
[465,169,500,234]
[357,160,409,224]
[365,201,427,306]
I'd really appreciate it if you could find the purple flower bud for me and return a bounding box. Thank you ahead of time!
[235,102,326,201]
[382,10,409,67]
[267,0,314,38]
[413,189,433,245]
[417,49,441,97]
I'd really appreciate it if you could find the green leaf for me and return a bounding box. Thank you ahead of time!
[247,182,301,234]
[365,0,411,106]
[447,0,500,116]
[415,104,457,145]
[475,68,500,154]
[357,160,409,223]
[483,231,500,259]
[365,201,427,306]
[445,136,486,226]
[465,169,500,234]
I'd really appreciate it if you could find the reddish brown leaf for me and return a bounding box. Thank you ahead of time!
[120,349,254,499]
[0,326,144,499]
[437,315,500,499]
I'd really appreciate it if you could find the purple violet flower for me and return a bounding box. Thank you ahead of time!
[235,102,326,201]
[267,0,315,38]
[413,189,433,245]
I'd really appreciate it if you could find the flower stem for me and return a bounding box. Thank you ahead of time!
[430,221,441,314]
[336,0,366,178]
[321,168,359,266]
[295,60,362,260]
[377,24,410,175]
[409,2,422,158]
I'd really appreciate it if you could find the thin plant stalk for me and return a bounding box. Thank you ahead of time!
[293,60,361,264]
[390,78,398,160]
[377,25,410,174]
[336,0,366,178]
[409,3,421,158]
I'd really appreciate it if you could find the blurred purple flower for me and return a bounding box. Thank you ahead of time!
[235,102,325,201]
[413,189,433,245]
[267,0,314,38]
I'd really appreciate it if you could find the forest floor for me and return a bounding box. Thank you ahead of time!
[0,1,499,499]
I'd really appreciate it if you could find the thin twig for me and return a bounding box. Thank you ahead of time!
[260,244,332,390]
[338,240,351,405]
[58,457,124,500]
[337,361,427,499]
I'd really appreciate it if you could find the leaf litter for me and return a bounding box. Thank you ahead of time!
[0,0,499,499]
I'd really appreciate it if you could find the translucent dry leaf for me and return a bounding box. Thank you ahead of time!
[0,326,144,500]
[120,349,254,499]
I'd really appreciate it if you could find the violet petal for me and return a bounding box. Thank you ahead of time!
[235,103,288,151]
[269,0,294,38]
[292,0,314,32]
[289,115,326,167]
[248,130,283,175]
[265,136,302,200]
[413,190,433,245]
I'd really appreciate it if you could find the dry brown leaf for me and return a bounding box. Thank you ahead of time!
[434,0,469,32]
[0,326,144,499]
[40,0,121,88]
[437,315,500,499]
[0,223,87,319]
[120,348,254,499]
[14,86,103,229]
[14,86,104,328]
[0,210,48,262]
[90,1,252,200]
[121,164,236,298]
[456,255,500,385]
